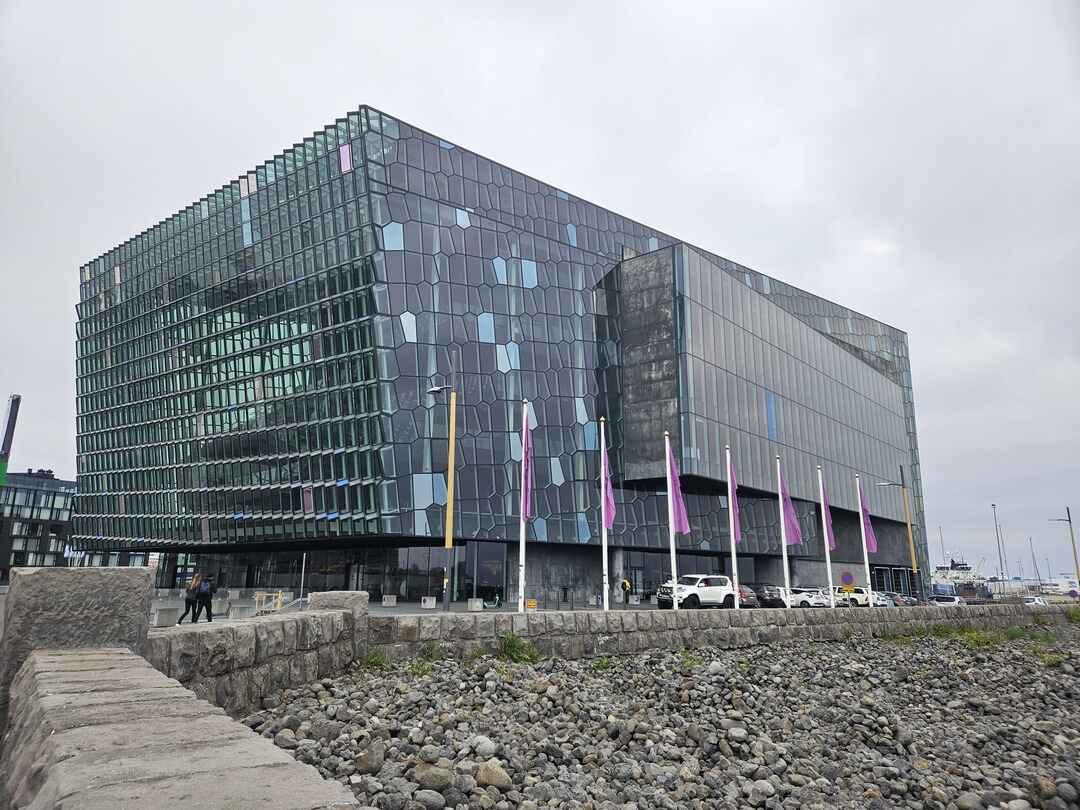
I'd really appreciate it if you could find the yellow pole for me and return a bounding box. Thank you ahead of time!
[442,388,458,605]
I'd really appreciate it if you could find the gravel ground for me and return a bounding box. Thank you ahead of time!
[245,622,1080,810]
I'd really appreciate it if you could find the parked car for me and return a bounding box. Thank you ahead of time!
[737,583,760,608]
[928,594,966,606]
[881,591,916,607]
[787,587,830,608]
[1023,596,1048,607]
[745,582,785,607]
[870,591,894,607]
[657,574,738,609]
[832,586,872,606]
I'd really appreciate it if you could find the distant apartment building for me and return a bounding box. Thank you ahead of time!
[0,469,147,585]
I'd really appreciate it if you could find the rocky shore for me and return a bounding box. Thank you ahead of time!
[243,621,1080,809]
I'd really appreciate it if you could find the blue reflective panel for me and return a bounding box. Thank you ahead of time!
[496,345,510,373]
[565,223,577,247]
[456,208,471,228]
[533,516,548,541]
[505,341,520,369]
[242,223,253,247]
[576,513,591,543]
[477,312,495,343]
[240,198,251,222]
[433,473,447,505]
[648,236,659,251]
[575,397,588,425]
[492,257,507,284]
[549,457,565,486]
[765,390,778,441]
[521,260,537,289]
[583,420,597,450]
[382,222,404,250]
[400,312,416,342]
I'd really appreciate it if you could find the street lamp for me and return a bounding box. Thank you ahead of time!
[991,504,1007,597]
[875,465,920,597]
[1049,507,1079,599]
[427,351,459,613]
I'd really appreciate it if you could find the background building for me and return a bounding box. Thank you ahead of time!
[74,106,926,603]
[0,469,76,584]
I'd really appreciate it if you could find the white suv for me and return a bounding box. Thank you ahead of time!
[832,586,872,607]
[657,574,737,609]
[787,587,830,608]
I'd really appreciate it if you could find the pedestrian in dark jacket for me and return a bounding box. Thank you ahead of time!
[195,575,217,622]
[177,574,201,624]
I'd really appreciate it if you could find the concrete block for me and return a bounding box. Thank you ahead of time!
[493,614,513,638]
[395,616,420,642]
[369,616,395,643]
[474,614,495,640]
[143,632,171,677]
[0,567,153,727]
[197,626,234,677]
[448,613,476,639]
[588,612,607,633]
[297,614,324,650]
[511,613,528,637]
[527,612,546,637]
[231,624,257,669]
[420,614,444,641]
[254,620,285,662]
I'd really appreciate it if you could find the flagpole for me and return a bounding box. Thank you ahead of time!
[600,417,610,612]
[517,399,529,614]
[776,455,791,608]
[725,444,740,610]
[817,465,836,608]
[665,431,679,612]
[856,474,874,606]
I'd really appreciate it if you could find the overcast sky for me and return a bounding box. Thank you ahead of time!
[1,1,1077,578]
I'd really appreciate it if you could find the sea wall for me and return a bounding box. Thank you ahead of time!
[366,603,1071,661]
[143,609,357,716]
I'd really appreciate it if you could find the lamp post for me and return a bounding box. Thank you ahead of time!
[1049,507,1079,599]
[875,465,920,597]
[428,351,459,613]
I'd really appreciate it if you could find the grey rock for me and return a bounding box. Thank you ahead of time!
[472,734,498,758]
[412,764,453,792]
[355,741,386,774]
[476,759,513,790]
[412,789,446,809]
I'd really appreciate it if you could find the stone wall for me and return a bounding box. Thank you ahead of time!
[366,603,1071,662]
[0,567,151,729]
[143,609,356,716]
[0,647,356,809]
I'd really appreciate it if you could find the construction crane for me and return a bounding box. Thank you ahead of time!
[0,394,20,487]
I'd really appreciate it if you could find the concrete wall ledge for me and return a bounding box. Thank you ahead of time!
[0,648,356,810]
[144,610,356,716]
[366,603,1072,661]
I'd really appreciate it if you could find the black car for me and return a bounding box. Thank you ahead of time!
[744,582,785,608]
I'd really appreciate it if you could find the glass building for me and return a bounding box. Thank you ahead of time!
[74,106,927,604]
[1,470,74,584]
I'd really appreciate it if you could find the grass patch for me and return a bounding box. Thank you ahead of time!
[1035,651,1066,668]
[957,629,1001,649]
[497,633,539,664]
[1005,626,1056,645]
[407,658,433,677]
[359,648,389,670]
[591,656,612,672]
[929,624,957,639]
[1065,607,1080,624]
[1033,613,1055,627]
[679,649,702,670]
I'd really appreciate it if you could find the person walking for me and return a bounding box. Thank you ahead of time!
[195,574,216,622]
[177,574,201,624]
[621,577,632,606]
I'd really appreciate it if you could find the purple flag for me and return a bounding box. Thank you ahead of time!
[779,472,803,545]
[520,405,533,520]
[859,483,878,553]
[666,441,691,535]
[601,442,616,530]
[728,455,742,544]
[821,481,837,551]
